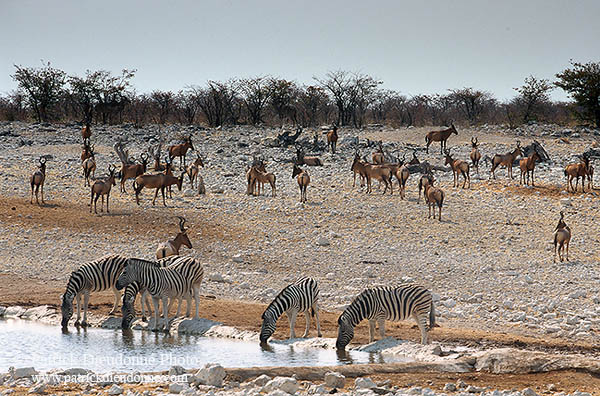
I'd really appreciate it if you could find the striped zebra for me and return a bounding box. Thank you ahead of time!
[61,254,128,329]
[116,258,191,331]
[335,284,435,350]
[259,277,322,343]
[121,256,204,329]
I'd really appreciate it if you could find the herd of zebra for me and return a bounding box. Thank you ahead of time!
[60,255,435,350]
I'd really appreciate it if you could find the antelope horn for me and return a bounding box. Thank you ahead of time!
[177,216,186,231]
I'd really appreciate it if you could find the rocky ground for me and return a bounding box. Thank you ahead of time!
[1,121,600,394]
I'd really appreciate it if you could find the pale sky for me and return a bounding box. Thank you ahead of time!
[1,0,599,101]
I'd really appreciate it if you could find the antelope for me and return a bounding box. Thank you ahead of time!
[425,123,458,154]
[295,145,323,166]
[564,155,590,193]
[90,165,117,214]
[396,165,410,199]
[362,159,393,194]
[186,154,204,188]
[149,143,167,171]
[351,152,367,188]
[249,167,277,197]
[588,165,594,190]
[81,138,94,162]
[292,164,310,203]
[418,172,435,203]
[120,153,149,193]
[168,136,195,169]
[156,217,193,259]
[490,141,522,180]
[82,149,96,187]
[519,151,541,186]
[553,211,571,263]
[372,141,385,164]
[81,123,91,140]
[424,183,444,221]
[444,149,470,188]
[133,172,185,206]
[408,151,420,165]
[246,157,266,195]
[30,157,47,205]
[327,124,338,154]
[470,137,482,174]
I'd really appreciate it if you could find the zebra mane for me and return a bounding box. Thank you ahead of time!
[127,258,162,268]
[262,284,294,319]
[342,288,375,325]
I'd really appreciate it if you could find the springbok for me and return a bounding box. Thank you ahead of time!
[90,165,117,214]
[30,157,47,205]
[425,123,458,154]
[519,151,541,186]
[444,149,470,188]
[292,164,310,203]
[156,217,193,259]
[327,124,338,154]
[169,136,195,169]
[490,141,522,180]
[470,137,482,174]
[564,155,590,193]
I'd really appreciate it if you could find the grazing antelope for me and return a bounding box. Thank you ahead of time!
[81,123,91,140]
[168,136,195,169]
[351,152,367,188]
[90,165,117,214]
[249,167,277,197]
[327,124,338,154]
[372,141,385,164]
[156,217,193,259]
[133,172,185,206]
[425,123,458,154]
[424,183,444,221]
[553,211,571,263]
[362,159,393,195]
[81,138,94,162]
[30,157,47,205]
[295,145,323,166]
[444,149,470,188]
[120,153,149,193]
[519,151,541,186]
[186,154,204,188]
[82,149,96,187]
[564,155,590,193]
[292,164,310,203]
[490,141,522,180]
[418,172,435,203]
[470,137,482,174]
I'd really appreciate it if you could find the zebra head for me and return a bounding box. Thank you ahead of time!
[60,293,74,329]
[121,295,136,329]
[335,314,355,350]
[259,310,277,343]
[116,262,136,290]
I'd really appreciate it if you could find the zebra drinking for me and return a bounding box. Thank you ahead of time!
[61,255,128,329]
[259,277,322,343]
[335,284,435,350]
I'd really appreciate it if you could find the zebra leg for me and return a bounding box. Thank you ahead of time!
[302,310,311,338]
[141,291,151,321]
[162,296,171,332]
[414,313,429,344]
[313,303,322,337]
[109,286,119,315]
[81,292,90,327]
[287,310,298,339]
[368,319,376,342]
[378,318,385,340]
[185,292,192,317]
[74,294,82,326]
[193,286,200,319]
[151,297,160,331]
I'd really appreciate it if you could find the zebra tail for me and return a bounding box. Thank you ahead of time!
[429,301,437,328]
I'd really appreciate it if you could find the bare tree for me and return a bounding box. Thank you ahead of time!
[238,76,271,125]
[449,87,495,125]
[150,90,176,124]
[513,75,553,123]
[297,85,330,126]
[94,69,136,124]
[12,62,67,122]
[268,78,298,126]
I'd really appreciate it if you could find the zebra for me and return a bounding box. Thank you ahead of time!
[335,284,435,350]
[116,258,191,331]
[61,254,128,329]
[259,277,322,343]
[121,256,204,329]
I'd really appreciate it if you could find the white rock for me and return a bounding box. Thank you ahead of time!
[208,273,225,282]
[251,374,271,387]
[443,299,456,308]
[10,367,38,379]
[324,371,345,389]
[263,377,299,394]
[168,383,186,394]
[354,377,376,390]
[193,363,226,387]
[183,189,195,197]
[317,237,330,246]
[443,383,457,392]
[522,387,537,396]
[232,254,244,263]
[107,384,124,395]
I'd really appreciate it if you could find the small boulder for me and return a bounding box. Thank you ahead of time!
[317,237,330,246]
[107,384,124,395]
[10,367,38,379]
[251,374,271,387]
[193,363,226,387]
[522,388,537,396]
[263,377,299,394]
[324,372,345,389]
[443,383,457,392]
[354,377,376,390]
[169,366,186,376]
[168,383,186,394]
[28,382,46,394]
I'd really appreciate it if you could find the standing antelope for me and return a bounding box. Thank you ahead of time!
[156,217,193,259]
[246,157,266,195]
[82,148,96,187]
[351,152,367,188]
[396,165,410,199]
[249,167,277,197]
[120,153,149,193]
[418,172,435,203]
[169,136,195,169]
[30,157,47,205]
[133,172,185,206]
[490,141,522,180]
[81,123,91,140]
[470,137,482,174]
[564,155,590,193]
[425,123,458,154]
[292,164,310,203]
[519,151,541,186]
[424,183,444,221]
[362,159,393,194]
[553,211,571,263]
[444,149,470,188]
[588,164,594,190]
[90,165,117,214]
[186,154,204,188]
[372,141,385,164]
[81,138,94,162]
[327,124,338,154]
